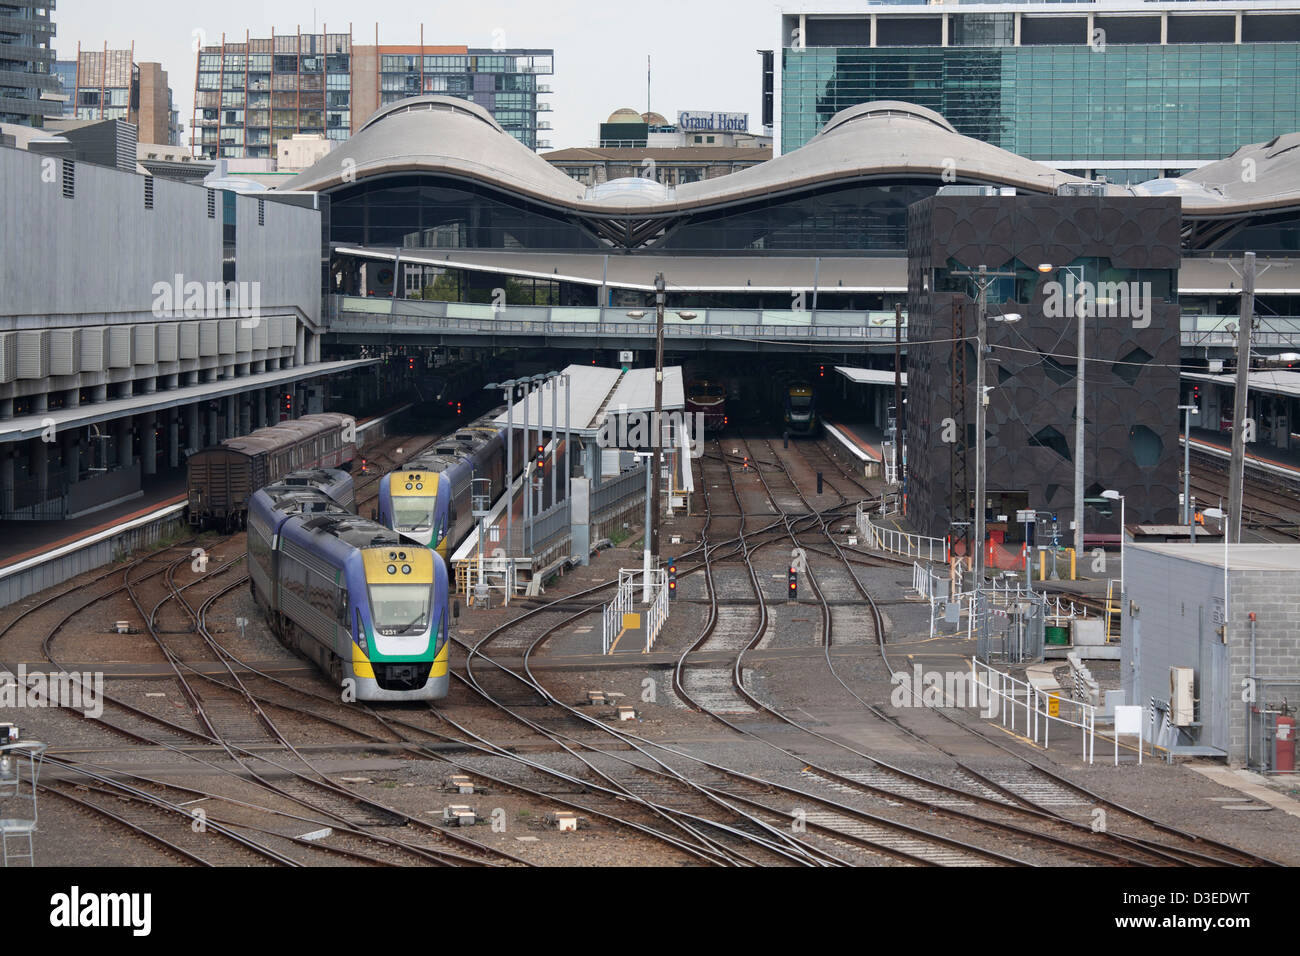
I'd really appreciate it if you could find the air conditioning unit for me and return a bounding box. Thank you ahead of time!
[1170,666,1195,726]
[1056,182,1107,197]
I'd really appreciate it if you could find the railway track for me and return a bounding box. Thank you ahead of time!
[730,431,1280,867]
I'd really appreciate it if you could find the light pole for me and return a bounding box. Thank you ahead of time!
[1203,506,1230,625]
[1038,263,1089,561]
[531,374,545,533]
[1178,403,1198,525]
[635,450,654,603]
[547,370,559,510]
[951,265,1019,585]
[1101,489,1125,598]
[485,379,517,556]
[1226,253,1256,545]
[561,371,571,504]
[652,273,666,565]
[628,288,696,571]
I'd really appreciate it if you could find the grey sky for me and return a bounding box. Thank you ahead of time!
[54,0,782,151]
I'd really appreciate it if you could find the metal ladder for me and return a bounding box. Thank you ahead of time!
[1104,579,1122,640]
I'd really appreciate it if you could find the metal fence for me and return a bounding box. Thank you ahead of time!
[592,465,647,515]
[1,476,68,520]
[1248,679,1300,774]
[329,297,1300,347]
[972,659,1097,763]
[973,585,1047,664]
[857,504,950,563]
[601,567,669,654]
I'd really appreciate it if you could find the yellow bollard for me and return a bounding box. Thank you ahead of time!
[1068,548,1076,580]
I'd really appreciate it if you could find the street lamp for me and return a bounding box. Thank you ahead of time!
[1101,489,1125,598]
[1202,506,1230,624]
[485,379,518,558]
[1039,262,1088,560]
[627,279,697,568]
[1177,403,1198,525]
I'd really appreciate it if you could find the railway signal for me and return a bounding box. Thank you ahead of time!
[283,392,292,415]
[788,565,798,601]
[535,442,546,478]
[668,559,677,600]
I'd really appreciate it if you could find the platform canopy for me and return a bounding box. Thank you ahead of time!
[835,366,907,386]
[490,364,685,438]
[1183,368,1300,400]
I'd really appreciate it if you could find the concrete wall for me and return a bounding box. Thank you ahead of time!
[1122,545,1231,754]
[1122,543,1300,762]
[0,145,318,325]
[1227,565,1300,761]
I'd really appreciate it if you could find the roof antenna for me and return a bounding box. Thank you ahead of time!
[647,54,651,117]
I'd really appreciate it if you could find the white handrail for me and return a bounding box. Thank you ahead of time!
[970,659,1096,764]
[857,505,950,564]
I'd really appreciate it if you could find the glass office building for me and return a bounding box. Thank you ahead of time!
[781,3,1300,181]
[193,29,553,160]
[0,0,58,126]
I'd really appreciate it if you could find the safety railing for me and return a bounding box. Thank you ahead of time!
[644,569,670,653]
[591,464,647,515]
[912,561,948,601]
[528,498,571,554]
[601,578,633,654]
[971,659,1097,764]
[857,505,949,564]
[328,297,1300,346]
[600,567,668,654]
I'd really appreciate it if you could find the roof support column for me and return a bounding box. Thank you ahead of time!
[168,411,179,469]
[62,432,79,486]
[1014,12,1021,46]
[1234,11,1242,43]
[870,15,877,48]
[941,14,949,47]
[141,413,157,476]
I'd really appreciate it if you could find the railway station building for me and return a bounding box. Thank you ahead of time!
[0,143,378,523]
[904,190,1184,546]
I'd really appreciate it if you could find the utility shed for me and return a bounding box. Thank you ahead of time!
[1121,542,1300,766]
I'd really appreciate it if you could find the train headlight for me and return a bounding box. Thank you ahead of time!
[387,564,396,575]
[402,564,411,575]
[416,483,423,490]
[405,482,413,490]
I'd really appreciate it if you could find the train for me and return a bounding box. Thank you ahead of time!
[377,409,528,558]
[187,413,356,530]
[247,481,450,701]
[686,380,728,432]
[269,467,356,512]
[783,382,819,436]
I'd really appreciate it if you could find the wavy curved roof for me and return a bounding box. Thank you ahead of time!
[280,95,1088,213]
[1133,131,1300,216]
[281,95,1300,221]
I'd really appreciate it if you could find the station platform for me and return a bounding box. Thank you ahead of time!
[0,474,186,570]
[1185,426,1300,482]
[0,404,405,574]
[824,420,886,463]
